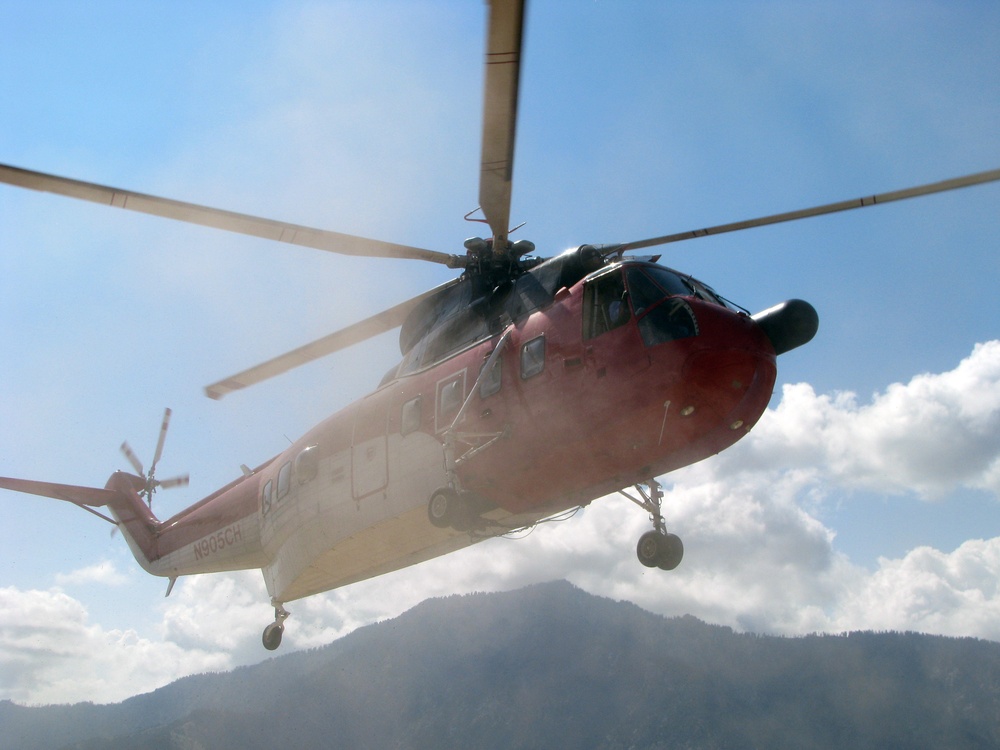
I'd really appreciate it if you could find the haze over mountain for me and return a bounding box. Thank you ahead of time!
[3,581,999,750]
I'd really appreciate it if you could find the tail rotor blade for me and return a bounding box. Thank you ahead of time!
[118,409,187,507]
[151,408,172,472]
[157,474,190,490]
[120,441,144,476]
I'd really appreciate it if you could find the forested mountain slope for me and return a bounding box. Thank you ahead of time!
[3,580,999,749]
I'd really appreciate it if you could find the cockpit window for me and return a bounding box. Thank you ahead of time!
[645,267,693,298]
[623,265,700,347]
[628,264,738,312]
[626,268,664,315]
[626,267,691,314]
[637,299,699,347]
[685,277,727,308]
[582,269,631,340]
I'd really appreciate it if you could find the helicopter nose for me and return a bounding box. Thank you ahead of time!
[751,299,819,355]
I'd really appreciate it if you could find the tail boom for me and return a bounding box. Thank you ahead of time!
[0,470,265,579]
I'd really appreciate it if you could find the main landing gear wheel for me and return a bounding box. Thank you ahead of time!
[636,530,684,570]
[262,603,290,651]
[620,479,684,572]
[656,532,684,570]
[427,488,474,531]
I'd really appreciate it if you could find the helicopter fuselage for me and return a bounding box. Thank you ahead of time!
[108,255,787,608]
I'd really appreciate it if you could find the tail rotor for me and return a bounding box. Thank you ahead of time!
[120,408,189,508]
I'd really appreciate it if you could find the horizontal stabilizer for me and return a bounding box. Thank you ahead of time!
[0,477,119,506]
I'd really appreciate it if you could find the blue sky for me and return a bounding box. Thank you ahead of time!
[1,1,999,704]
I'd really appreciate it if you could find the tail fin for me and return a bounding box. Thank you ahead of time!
[0,471,161,571]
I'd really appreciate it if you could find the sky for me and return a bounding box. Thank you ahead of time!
[1,0,999,705]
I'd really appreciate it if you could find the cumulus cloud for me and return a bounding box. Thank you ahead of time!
[0,587,229,706]
[3,342,1000,705]
[737,340,1000,498]
[54,560,129,588]
[830,538,1000,639]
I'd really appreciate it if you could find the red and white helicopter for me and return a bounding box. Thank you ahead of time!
[1,0,998,650]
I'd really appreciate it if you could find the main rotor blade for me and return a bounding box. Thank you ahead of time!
[478,0,526,248]
[623,168,1000,251]
[0,163,458,266]
[205,278,461,400]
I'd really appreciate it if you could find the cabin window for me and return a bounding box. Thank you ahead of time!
[401,396,422,436]
[295,445,319,485]
[437,375,465,428]
[261,480,273,515]
[479,357,502,398]
[276,461,292,500]
[582,270,630,340]
[520,335,546,379]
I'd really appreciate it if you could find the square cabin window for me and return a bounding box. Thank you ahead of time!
[520,335,545,379]
[480,357,502,398]
[295,445,319,485]
[276,461,292,501]
[261,480,273,515]
[435,371,466,432]
[439,377,464,424]
[401,396,422,436]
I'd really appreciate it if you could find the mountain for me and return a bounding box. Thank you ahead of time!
[3,580,1000,749]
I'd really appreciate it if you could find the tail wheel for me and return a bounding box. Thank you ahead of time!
[262,622,284,651]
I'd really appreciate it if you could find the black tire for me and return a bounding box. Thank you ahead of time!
[656,533,684,571]
[636,531,663,568]
[262,622,284,651]
[427,488,458,528]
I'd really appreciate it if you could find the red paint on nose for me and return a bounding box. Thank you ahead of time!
[682,346,773,422]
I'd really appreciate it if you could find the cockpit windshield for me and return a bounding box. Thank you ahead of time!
[581,263,738,349]
[626,265,739,312]
[626,266,692,315]
[686,277,735,310]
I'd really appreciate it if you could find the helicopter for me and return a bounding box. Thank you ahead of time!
[1,0,998,652]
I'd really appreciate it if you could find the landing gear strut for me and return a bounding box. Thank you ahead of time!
[262,602,290,651]
[620,479,684,571]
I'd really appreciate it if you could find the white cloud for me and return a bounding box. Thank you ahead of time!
[729,340,1000,498]
[160,572,274,663]
[830,538,1000,639]
[0,587,229,706]
[54,560,129,588]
